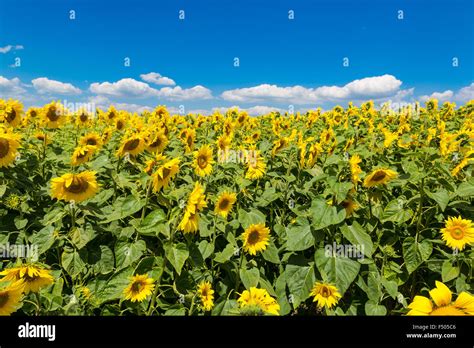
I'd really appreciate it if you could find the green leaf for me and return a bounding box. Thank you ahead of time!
[214,243,236,263]
[103,195,145,223]
[286,218,313,251]
[29,225,55,255]
[441,260,460,283]
[426,189,450,212]
[309,199,345,230]
[91,267,134,305]
[285,264,315,308]
[115,240,146,271]
[255,187,281,207]
[456,180,474,198]
[92,246,115,275]
[365,300,387,315]
[238,209,266,229]
[314,248,360,294]
[198,240,214,260]
[70,224,97,249]
[0,184,6,198]
[239,267,260,289]
[262,240,280,264]
[402,237,433,274]
[380,199,413,224]
[61,247,87,277]
[381,278,398,299]
[14,217,28,230]
[164,242,189,275]
[340,222,374,257]
[134,209,167,236]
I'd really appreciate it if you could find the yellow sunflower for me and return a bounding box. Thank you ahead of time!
[193,145,214,177]
[245,151,266,180]
[151,157,180,192]
[123,274,155,303]
[41,102,67,129]
[272,137,289,156]
[349,155,362,184]
[197,281,215,311]
[0,264,54,293]
[178,210,200,233]
[310,282,342,309]
[71,145,97,166]
[0,281,24,315]
[407,281,474,316]
[341,199,358,217]
[214,192,237,218]
[242,223,270,255]
[440,216,474,251]
[363,168,397,188]
[75,110,92,127]
[0,131,21,168]
[101,127,114,144]
[237,287,280,315]
[79,132,103,148]
[117,133,146,157]
[147,132,168,153]
[51,171,99,203]
[34,131,52,145]
[0,99,23,128]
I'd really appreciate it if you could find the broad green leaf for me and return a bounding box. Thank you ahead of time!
[115,240,146,270]
[426,189,450,212]
[309,199,345,230]
[91,245,115,275]
[214,243,236,263]
[29,225,55,255]
[380,199,413,224]
[285,264,315,308]
[340,222,374,257]
[456,180,474,197]
[286,218,313,252]
[262,240,280,264]
[238,209,266,228]
[239,267,260,289]
[365,300,387,315]
[134,209,167,236]
[441,260,460,283]
[198,240,214,260]
[70,224,97,249]
[402,237,432,274]
[61,247,87,277]
[103,195,145,223]
[314,248,360,294]
[164,242,189,275]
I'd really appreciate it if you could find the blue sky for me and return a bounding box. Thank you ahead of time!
[1,0,473,114]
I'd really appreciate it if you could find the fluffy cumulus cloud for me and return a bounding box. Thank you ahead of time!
[156,85,212,101]
[419,90,454,103]
[140,72,176,86]
[87,95,151,113]
[418,83,474,104]
[32,77,81,95]
[89,78,158,98]
[89,78,212,101]
[454,83,474,103]
[221,75,403,104]
[0,45,24,54]
[0,76,27,96]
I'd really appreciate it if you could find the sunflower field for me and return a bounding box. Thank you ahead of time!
[0,98,473,316]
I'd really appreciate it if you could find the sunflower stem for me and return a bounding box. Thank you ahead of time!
[415,178,425,240]
[140,179,153,222]
[35,292,41,316]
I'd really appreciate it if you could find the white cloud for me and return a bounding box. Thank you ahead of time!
[211,105,285,116]
[454,83,474,103]
[0,45,24,54]
[419,90,454,102]
[87,95,151,113]
[90,78,212,101]
[140,72,176,86]
[157,85,212,101]
[32,77,81,95]
[0,76,27,95]
[221,75,403,104]
[90,78,157,98]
